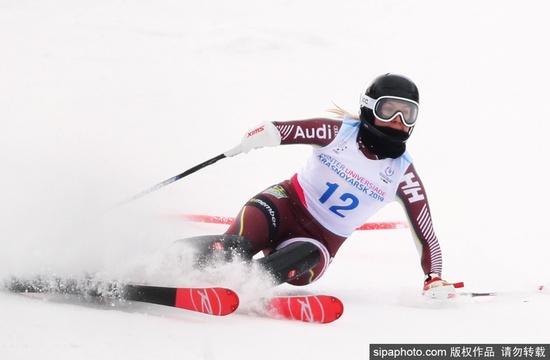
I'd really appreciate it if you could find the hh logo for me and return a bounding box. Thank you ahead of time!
[400,171,425,203]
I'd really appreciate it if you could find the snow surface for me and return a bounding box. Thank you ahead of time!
[1,1,550,359]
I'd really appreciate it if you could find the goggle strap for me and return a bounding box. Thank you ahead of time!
[360,94,377,109]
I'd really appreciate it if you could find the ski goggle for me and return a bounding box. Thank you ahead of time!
[360,95,419,127]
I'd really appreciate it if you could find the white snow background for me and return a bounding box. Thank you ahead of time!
[1,1,550,359]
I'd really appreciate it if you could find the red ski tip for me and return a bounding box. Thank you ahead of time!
[267,294,344,324]
[175,287,240,316]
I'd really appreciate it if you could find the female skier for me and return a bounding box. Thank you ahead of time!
[189,73,449,292]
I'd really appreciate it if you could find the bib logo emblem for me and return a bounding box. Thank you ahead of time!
[332,140,347,154]
[379,167,394,184]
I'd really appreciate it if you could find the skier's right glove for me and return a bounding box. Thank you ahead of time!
[225,121,281,157]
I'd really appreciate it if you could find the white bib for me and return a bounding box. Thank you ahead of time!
[296,117,412,236]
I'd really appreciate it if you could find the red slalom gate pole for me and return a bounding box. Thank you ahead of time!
[176,214,409,231]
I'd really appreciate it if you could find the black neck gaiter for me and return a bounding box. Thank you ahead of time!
[359,122,410,159]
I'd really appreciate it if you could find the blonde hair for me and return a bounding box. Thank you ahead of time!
[326,103,359,120]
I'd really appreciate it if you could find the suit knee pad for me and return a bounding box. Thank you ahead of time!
[257,238,329,285]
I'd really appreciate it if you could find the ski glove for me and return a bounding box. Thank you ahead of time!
[423,273,450,291]
[225,121,282,157]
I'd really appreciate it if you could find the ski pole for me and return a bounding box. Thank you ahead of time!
[112,145,243,209]
[111,121,281,209]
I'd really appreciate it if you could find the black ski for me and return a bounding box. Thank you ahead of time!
[5,276,239,316]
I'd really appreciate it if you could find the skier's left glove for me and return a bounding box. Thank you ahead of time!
[423,273,451,291]
[225,121,282,157]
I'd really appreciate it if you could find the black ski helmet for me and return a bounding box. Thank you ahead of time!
[358,73,420,159]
